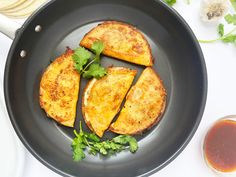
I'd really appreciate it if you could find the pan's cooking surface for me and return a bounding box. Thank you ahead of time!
[4,0,207,177]
[52,21,171,141]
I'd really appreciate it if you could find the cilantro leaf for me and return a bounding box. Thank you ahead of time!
[199,26,236,44]
[109,142,124,151]
[84,132,100,142]
[72,41,107,79]
[99,147,108,155]
[129,138,138,153]
[91,40,105,62]
[93,142,108,155]
[88,146,98,155]
[164,0,176,6]
[112,135,138,153]
[222,34,236,43]
[82,63,107,79]
[72,145,85,161]
[71,136,86,161]
[218,24,224,37]
[72,47,91,72]
[112,135,131,144]
[230,0,236,12]
[224,14,236,25]
[71,122,138,162]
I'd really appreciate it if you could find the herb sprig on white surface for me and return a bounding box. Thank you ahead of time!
[199,14,236,44]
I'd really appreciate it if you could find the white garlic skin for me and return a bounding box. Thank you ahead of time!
[200,0,229,22]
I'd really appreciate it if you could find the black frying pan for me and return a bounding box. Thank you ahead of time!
[2,0,207,176]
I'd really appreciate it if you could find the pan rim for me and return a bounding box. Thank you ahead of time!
[3,0,208,176]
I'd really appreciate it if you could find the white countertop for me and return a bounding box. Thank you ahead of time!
[1,1,236,177]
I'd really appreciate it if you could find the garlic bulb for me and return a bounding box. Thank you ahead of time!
[200,0,229,22]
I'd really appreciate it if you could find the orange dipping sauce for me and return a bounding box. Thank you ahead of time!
[204,119,236,172]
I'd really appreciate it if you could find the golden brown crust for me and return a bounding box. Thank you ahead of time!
[109,99,166,135]
[80,21,153,66]
[82,67,137,137]
[39,47,80,127]
[81,79,95,132]
[109,67,166,135]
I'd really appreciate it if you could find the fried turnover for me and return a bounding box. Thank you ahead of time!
[39,48,80,127]
[80,21,153,66]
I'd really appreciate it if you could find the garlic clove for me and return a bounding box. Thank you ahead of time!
[200,0,229,22]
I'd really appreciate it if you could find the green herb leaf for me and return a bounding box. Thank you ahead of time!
[72,144,85,161]
[72,41,107,79]
[222,34,236,43]
[112,135,138,153]
[129,138,138,153]
[224,14,236,25]
[82,63,107,79]
[91,40,105,62]
[99,147,108,155]
[109,142,124,151]
[230,0,236,12]
[164,0,176,6]
[71,135,86,161]
[198,26,236,44]
[88,146,98,155]
[218,24,224,37]
[72,47,91,72]
[84,132,100,142]
[71,122,138,162]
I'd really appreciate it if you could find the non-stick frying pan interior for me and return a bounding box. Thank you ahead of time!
[4,0,207,177]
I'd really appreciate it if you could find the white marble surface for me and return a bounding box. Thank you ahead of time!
[1,1,236,176]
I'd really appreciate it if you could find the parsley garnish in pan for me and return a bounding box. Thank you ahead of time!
[72,40,107,79]
[71,122,138,162]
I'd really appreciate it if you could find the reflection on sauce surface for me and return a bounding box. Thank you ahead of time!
[204,119,236,172]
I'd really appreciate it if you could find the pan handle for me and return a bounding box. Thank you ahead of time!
[0,14,21,39]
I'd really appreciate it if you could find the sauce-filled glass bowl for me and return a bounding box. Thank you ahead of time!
[203,115,236,176]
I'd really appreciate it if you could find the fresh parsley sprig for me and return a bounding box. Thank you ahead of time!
[72,40,107,79]
[199,14,236,44]
[71,121,138,162]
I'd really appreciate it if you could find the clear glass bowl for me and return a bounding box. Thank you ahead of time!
[203,115,236,177]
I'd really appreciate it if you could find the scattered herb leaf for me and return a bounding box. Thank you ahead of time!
[224,14,236,25]
[198,26,236,43]
[230,0,236,12]
[199,14,236,44]
[164,0,176,6]
[71,121,138,162]
[222,34,236,43]
[218,24,224,37]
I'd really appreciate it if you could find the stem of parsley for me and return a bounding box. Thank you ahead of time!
[71,122,138,162]
[81,59,95,73]
[198,26,236,43]
[79,121,83,133]
[84,137,91,147]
